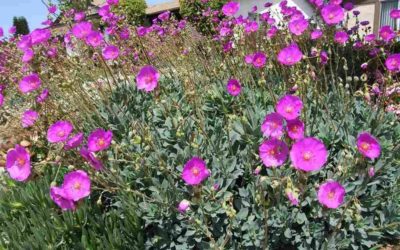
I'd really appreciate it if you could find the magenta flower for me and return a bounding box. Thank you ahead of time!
[64,132,84,150]
[48,5,57,13]
[266,26,278,38]
[102,45,119,60]
[286,119,304,140]
[107,0,119,5]
[62,170,91,202]
[0,93,3,107]
[19,73,41,93]
[245,54,254,64]
[343,2,353,11]
[181,157,210,185]
[321,4,344,25]
[385,54,400,72]
[50,186,75,211]
[261,112,285,138]
[0,27,3,37]
[311,29,323,40]
[22,49,34,63]
[74,12,86,22]
[177,199,190,213]
[286,190,299,206]
[21,110,39,128]
[289,17,309,36]
[30,29,51,45]
[9,26,16,34]
[36,88,49,103]
[276,95,303,120]
[379,25,396,42]
[86,31,103,47]
[317,181,345,209]
[259,138,289,167]
[17,35,32,51]
[222,1,240,16]
[290,137,328,172]
[390,9,400,19]
[364,33,375,42]
[72,21,93,39]
[6,145,31,181]
[87,129,113,152]
[226,78,241,96]
[277,43,303,66]
[368,167,375,177]
[136,26,148,37]
[334,31,349,44]
[252,52,267,68]
[320,50,329,65]
[356,132,381,159]
[47,120,74,143]
[136,65,159,92]
[80,148,104,171]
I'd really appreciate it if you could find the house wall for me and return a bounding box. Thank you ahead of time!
[236,0,315,20]
[347,2,377,34]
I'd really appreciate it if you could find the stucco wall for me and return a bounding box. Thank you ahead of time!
[347,3,376,34]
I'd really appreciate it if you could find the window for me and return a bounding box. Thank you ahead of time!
[380,0,399,29]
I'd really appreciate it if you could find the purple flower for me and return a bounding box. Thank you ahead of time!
[102,45,119,60]
[177,199,190,213]
[311,29,323,40]
[181,157,210,185]
[266,26,278,38]
[99,5,111,18]
[364,33,376,42]
[62,170,91,202]
[50,186,76,211]
[289,17,309,36]
[80,148,104,171]
[356,132,381,159]
[17,35,32,51]
[30,29,51,45]
[9,26,16,34]
[222,1,240,16]
[286,190,299,206]
[74,12,86,22]
[158,11,170,21]
[6,145,31,181]
[321,4,344,25]
[22,49,34,63]
[87,129,113,152]
[72,21,93,39]
[286,119,304,140]
[252,52,267,68]
[48,5,57,14]
[36,88,49,103]
[317,181,345,209]
[245,54,254,64]
[0,27,3,37]
[259,138,289,167]
[64,133,84,150]
[0,93,3,107]
[136,26,148,37]
[343,2,353,11]
[136,65,159,92]
[290,137,328,172]
[385,53,400,72]
[276,95,303,120]
[21,110,39,128]
[226,78,241,96]
[390,9,400,19]
[47,121,74,143]
[86,31,103,47]
[19,73,41,93]
[379,25,396,42]
[320,50,329,65]
[277,43,303,66]
[334,31,349,44]
[261,112,285,138]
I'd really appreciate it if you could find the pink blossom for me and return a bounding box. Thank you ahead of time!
[390,9,400,19]
[261,112,285,138]
[30,29,51,45]
[379,25,396,42]
[177,199,190,213]
[334,31,349,44]
[317,181,345,209]
[22,49,34,63]
[0,27,3,37]
[19,73,41,93]
[87,129,113,152]
[356,132,381,159]
[259,138,289,167]
[277,43,303,66]
[74,12,86,22]
[62,170,91,202]
[286,190,299,206]
[289,17,309,36]
[64,133,84,150]
[48,5,57,14]
[385,53,400,72]
[50,186,76,211]
[136,65,159,92]
[311,29,323,40]
[72,21,93,39]
[368,167,375,177]
[321,4,344,25]
[80,148,104,171]
[226,78,241,96]
[86,31,103,47]
[252,52,267,68]
[21,110,39,128]
[47,120,74,143]
[181,157,210,185]
[0,93,3,107]
[286,119,304,140]
[290,137,328,172]
[102,45,119,60]
[17,35,32,51]
[6,145,31,181]
[222,1,240,16]
[36,88,49,103]
[9,26,16,34]
[276,95,303,120]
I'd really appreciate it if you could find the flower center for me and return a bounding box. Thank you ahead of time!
[144,75,154,85]
[291,125,298,132]
[74,182,81,190]
[285,106,293,113]
[97,138,105,147]
[17,157,26,166]
[361,142,370,151]
[57,130,65,137]
[328,191,335,200]
[271,122,278,128]
[269,149,276,156]
[231,85,237,91]
[302,151,313,161]
[329,13,334,20]
[191,167,200,176]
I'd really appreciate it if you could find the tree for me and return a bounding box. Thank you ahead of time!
[118,0,147,25]
[12,16,30,36]
[56,0,92,11]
